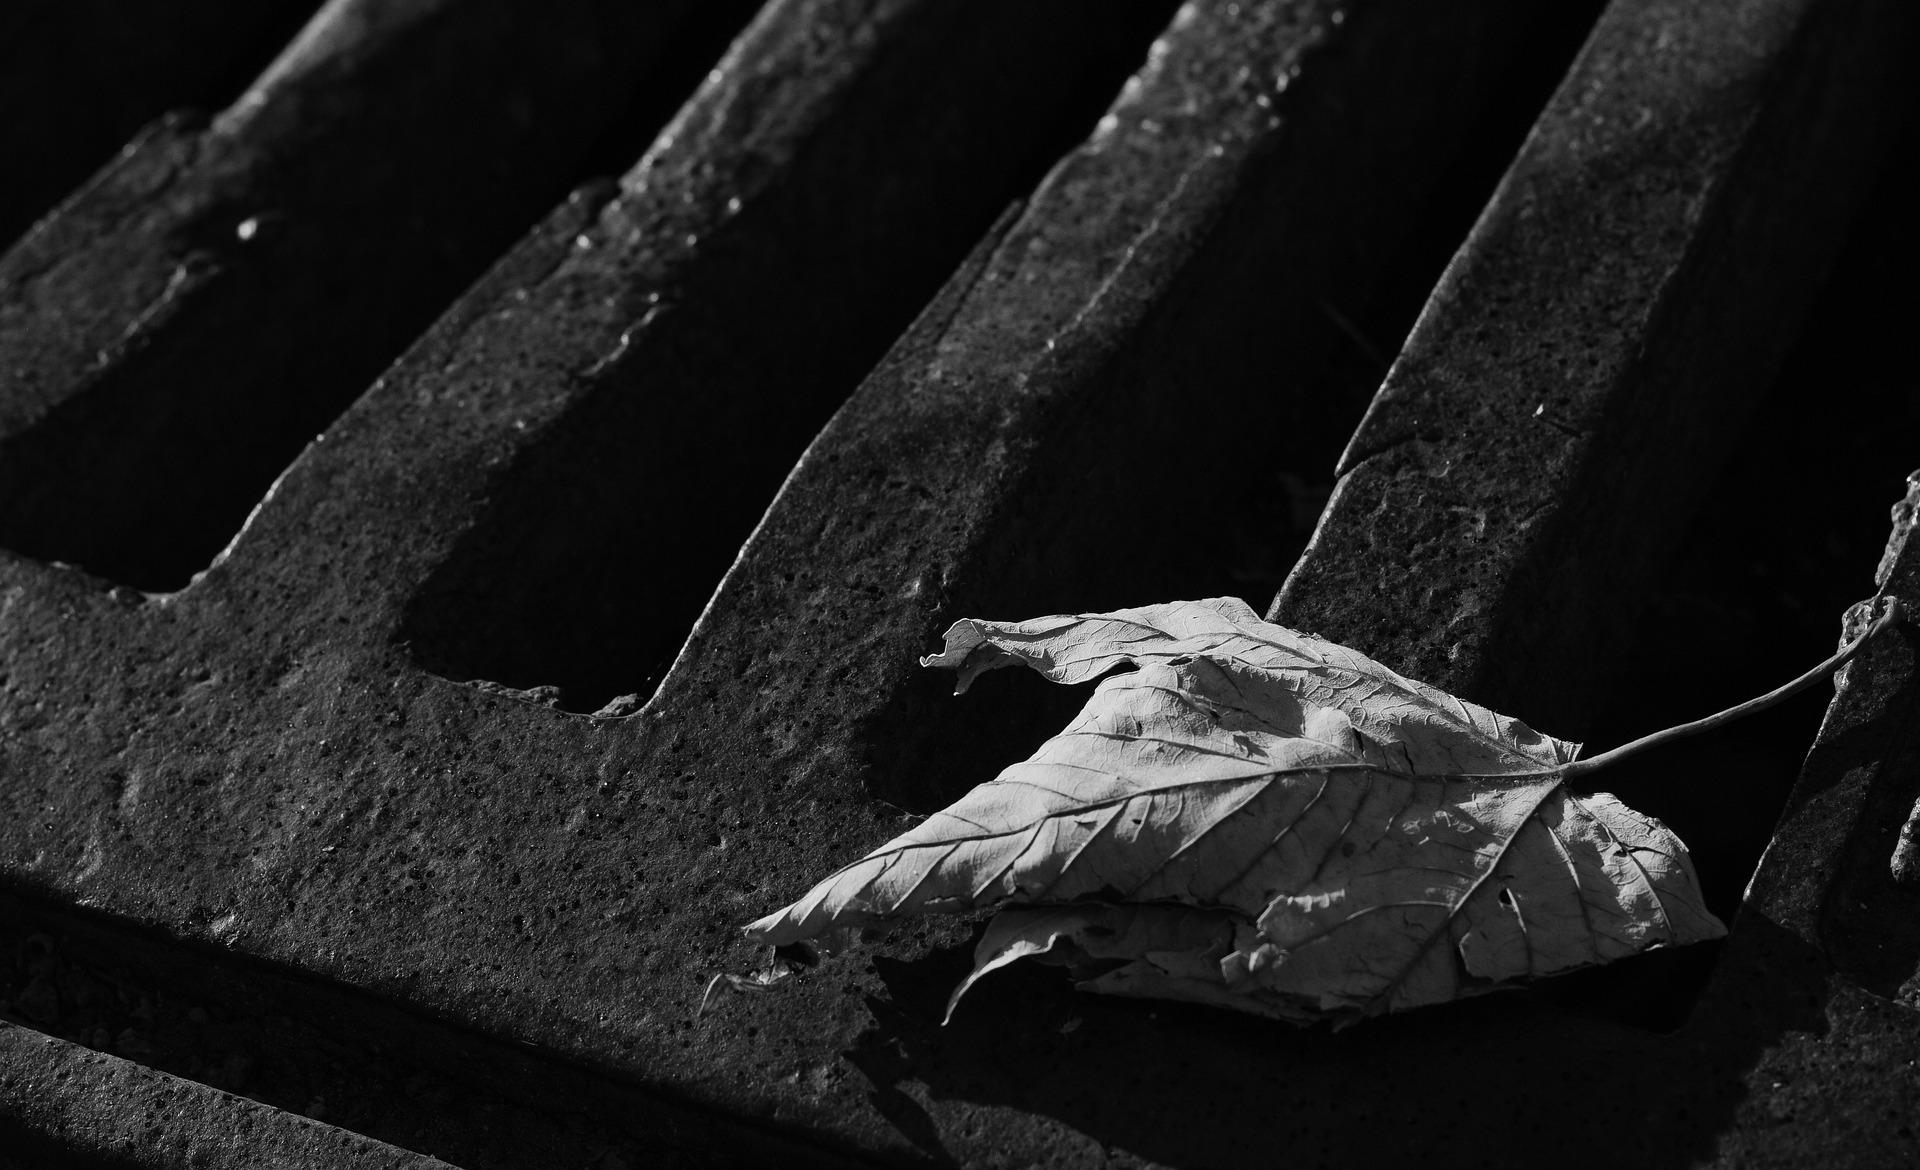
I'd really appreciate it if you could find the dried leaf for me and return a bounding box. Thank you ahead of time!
[744,596,1866,1026]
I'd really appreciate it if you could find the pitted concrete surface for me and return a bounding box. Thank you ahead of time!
[0,0,1585,1162]
[0,0,1915,1166]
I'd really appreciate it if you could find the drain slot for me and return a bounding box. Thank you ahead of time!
[394,0,1183,714]
[0,0,315,246]
[0,0,761,591]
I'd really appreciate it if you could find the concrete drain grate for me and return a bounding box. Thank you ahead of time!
[0,0,1915,1166]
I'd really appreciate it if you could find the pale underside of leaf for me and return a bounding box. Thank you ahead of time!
[745,598,1726,1025]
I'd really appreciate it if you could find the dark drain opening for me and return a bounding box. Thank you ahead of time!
[1579,94,1920,996]
[0,0,317,247]
[395,0,1185,716]
[0,0,762,592]
[866,0,1608,815]
[0,886,818,1169]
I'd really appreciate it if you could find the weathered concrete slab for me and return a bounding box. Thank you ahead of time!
[9,0,1910,1165]
[0,1019,450,1169]
[0,0,316,247]
[0,0,1603,1165]
[3,0,1187,1163]
[0,0,755,590]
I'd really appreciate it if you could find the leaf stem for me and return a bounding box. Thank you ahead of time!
[1561,597,1904,781]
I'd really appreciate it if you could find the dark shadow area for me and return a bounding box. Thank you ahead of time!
[846,911,1828,1169]
[865,0,1608,814]
[1562,86,1920,1013]
[0,0,762,591]
[0,1121,98,1170]
[0,887,626,1168]
[396,0,1184,714]
[0,0,317,247]
[0,884,840,1170]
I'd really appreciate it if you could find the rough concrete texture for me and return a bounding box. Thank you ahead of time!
[0,0,757,590]
[5,0,1914,1168]
[0,888,852,1170]
[0,0,316,247]
[0,0,1606,1165]
[0,1019,451,1169]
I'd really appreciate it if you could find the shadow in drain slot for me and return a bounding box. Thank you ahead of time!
[0,0,761,592]
[396,0,1182,715]
[1571,98,1920,1021]
[862,0,1609,816]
